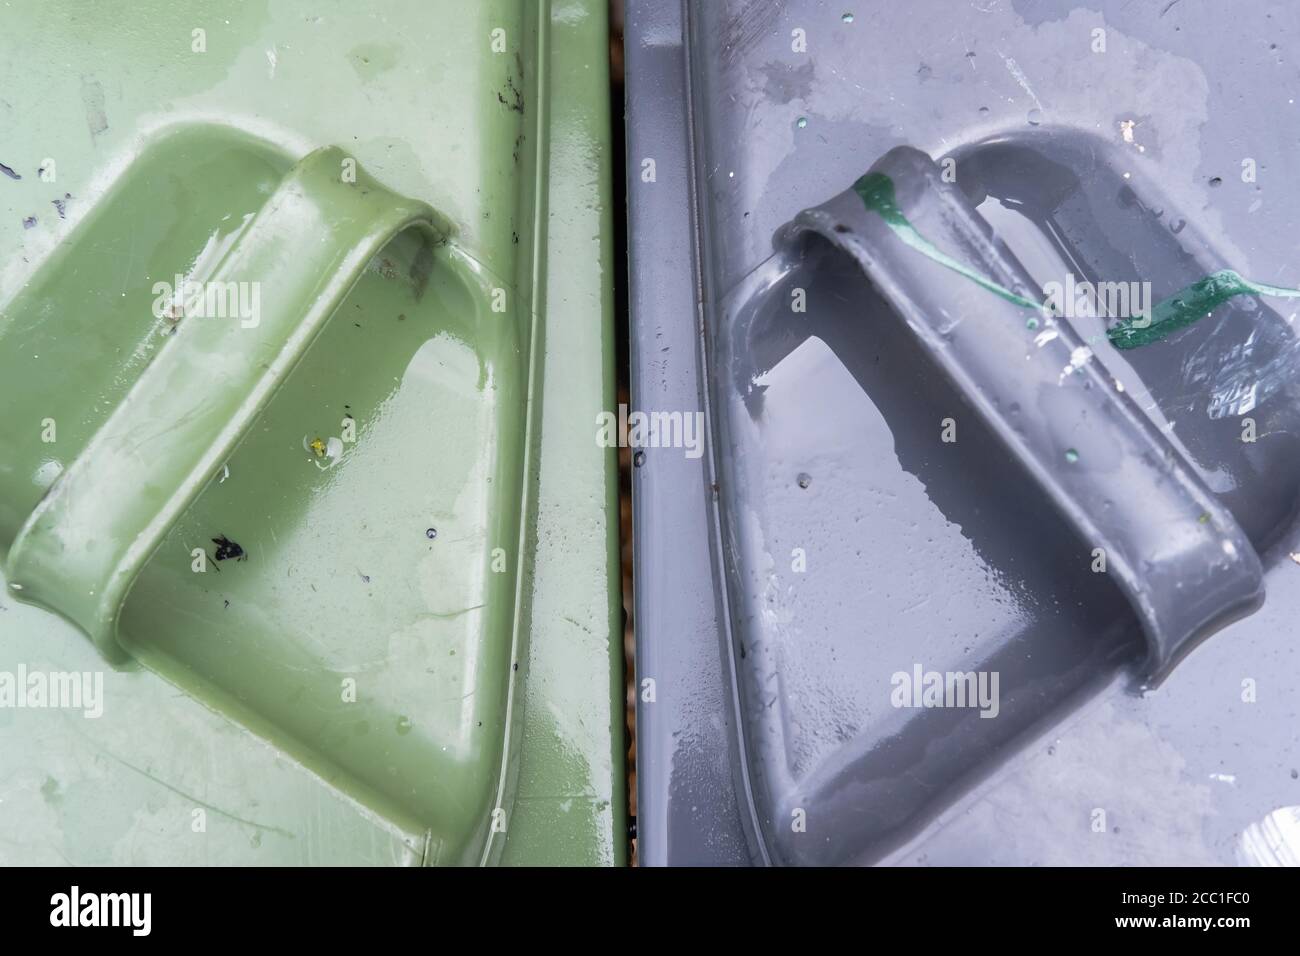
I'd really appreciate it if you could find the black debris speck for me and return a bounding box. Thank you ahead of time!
[211,534,246,562]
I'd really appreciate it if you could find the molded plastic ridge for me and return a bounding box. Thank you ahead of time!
[5,146,449,664]
[779,146,1264,685]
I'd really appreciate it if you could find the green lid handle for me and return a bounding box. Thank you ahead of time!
[5,146,449,664]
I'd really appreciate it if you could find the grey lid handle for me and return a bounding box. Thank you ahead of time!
[780,146,1263,685]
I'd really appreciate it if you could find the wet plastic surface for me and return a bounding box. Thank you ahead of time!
[629,0,1300,865]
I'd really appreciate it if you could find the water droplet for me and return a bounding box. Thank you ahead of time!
[396,716,413,736]
[425,527,438,540]
[797,472,812,489]
[1169,218,1186,234]
[1027,108,1043,126]
[33,459,63,488]
[1026,316,1039,330]
[633,450,646,467]
[1064,448,1079,463]
[1209,176,1223,188]
[978,106,990,115]
[796,116,808,129]
[841,12,855,23]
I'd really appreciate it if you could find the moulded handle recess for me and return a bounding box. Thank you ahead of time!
[5,145,450,664]
[780,146,1263,685]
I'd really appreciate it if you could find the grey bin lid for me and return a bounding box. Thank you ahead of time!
[626,0,1300,865]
